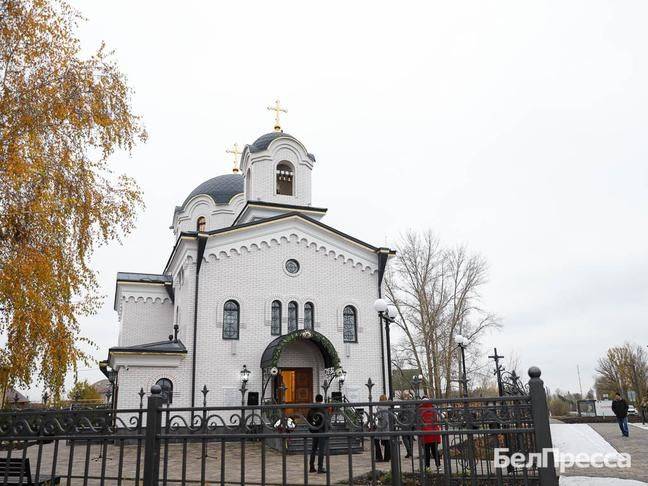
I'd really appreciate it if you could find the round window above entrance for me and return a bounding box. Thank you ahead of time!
[284,259,300,275]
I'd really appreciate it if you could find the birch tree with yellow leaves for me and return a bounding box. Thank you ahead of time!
[0,0,146,397]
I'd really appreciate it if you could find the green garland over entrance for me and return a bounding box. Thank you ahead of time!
[260,329,341,370]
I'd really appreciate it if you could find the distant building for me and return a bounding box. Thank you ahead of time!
[92,379,112,402]
[2,388,29,408]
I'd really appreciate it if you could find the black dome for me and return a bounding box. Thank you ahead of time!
[177,173,243,211]
[248,132,316,161]
[249,132,297,153]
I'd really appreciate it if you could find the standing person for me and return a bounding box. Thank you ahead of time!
[612,392,630,437]
[399,391,415,459]
[307,394,329,473]
[420,396,442,470]
[374,394,391,462]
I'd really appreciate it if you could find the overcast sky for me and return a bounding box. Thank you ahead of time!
[18,1,648,399]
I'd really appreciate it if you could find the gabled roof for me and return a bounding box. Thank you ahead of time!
[164,211,395,273]
[109,340,187,354]
[4,388,28,404]
[232,200,328,226]
[116,272,172,284]
[114,272,174,310]
[208,211,386,251]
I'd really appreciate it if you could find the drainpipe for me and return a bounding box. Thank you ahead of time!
[376,248,391,396]
[191,234,208,409]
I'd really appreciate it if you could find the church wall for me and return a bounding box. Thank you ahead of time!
[118,297,173,347]
[113,126,389,414]
[246,143,313,207]
[115,260,197,414]
[174,194,246,235]
[170,259,199,409]
[115,364,184,425]
[177,198,212,234]
[192,232,383,408]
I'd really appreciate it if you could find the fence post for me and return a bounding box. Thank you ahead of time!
[388,408,402,486]
[143,385,163,486]
[528,367,558,486]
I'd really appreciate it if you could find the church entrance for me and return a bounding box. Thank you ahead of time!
[260,329,343,410]
[278,367,312,416]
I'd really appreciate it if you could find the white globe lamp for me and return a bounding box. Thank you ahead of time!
[373,298,388,313]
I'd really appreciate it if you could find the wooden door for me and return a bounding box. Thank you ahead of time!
[280,367,312,418]
[294,368,313,404]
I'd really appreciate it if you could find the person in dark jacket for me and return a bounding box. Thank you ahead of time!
[398,391,416,459]
[307,394,329,473]
[374,394,391,462]
[612,393,630,437]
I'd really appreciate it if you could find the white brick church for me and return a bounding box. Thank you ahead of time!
[102,111,394,411]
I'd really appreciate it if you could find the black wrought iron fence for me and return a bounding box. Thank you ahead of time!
[1,368,557,485]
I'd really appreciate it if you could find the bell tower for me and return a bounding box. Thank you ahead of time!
[240,101,316,208]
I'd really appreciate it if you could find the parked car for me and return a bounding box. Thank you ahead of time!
[627,405,638,416]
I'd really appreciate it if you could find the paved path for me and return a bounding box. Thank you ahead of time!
[19,439,409,485]
[17,423,646,484]
[560,422,648,483]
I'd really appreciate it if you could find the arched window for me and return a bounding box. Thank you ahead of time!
[271,300,282,336]
[197,216,206,232]
[223,300,240,339]
[156,378,173,404]
[276,162,294,196]
[288,301,298,332]
[343,305,357,343]
[304,302,314,330]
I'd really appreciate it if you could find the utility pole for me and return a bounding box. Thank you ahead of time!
[577,365,583,398]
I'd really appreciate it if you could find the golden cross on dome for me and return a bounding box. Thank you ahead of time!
[267,99,287,132]
[226,143,242,173]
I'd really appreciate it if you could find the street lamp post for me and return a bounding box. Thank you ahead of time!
[455,334,470,397]
[239,365,250,407]
[373,298,398,400]
[322,378,331,401]
[338,370,347,393]
[374,298,402,486]
[240,365,250,430]
[411,374,423,399]
[455,333,477,476]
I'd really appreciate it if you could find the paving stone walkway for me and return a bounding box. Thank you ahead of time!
[19,439,416,485]
[559,422,648,483]
[18,423,645,484]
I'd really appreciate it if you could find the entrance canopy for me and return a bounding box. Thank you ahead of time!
[260,329,340,370]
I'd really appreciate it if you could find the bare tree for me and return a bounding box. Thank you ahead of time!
[595,343,648,402]
[505,350,521,376]
[385,230,499,397]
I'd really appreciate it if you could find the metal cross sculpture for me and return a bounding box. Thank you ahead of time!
[489,347,505,396]
[226,143,242,173]
[267,99,287,132]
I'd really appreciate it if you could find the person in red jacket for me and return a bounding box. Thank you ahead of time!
[419,397,442,469]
